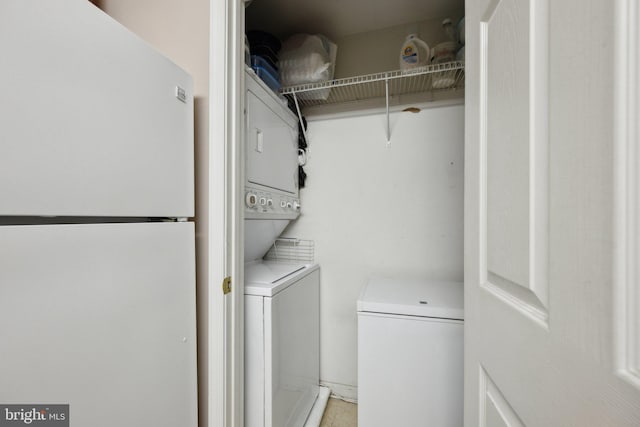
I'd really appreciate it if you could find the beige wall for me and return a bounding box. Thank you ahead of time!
[96,0,209,96]
[334,16,462,78]
[95,1,210,425]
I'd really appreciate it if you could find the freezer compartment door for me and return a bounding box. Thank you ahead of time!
[0,222,197,427]
[0,0,193,217]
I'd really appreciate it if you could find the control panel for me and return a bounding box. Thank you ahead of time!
[245,185,300,220]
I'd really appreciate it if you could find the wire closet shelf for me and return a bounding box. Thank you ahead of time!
[280,61,464,109]
[280,61,464,141]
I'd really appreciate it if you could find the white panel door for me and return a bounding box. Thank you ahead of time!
[0,0,193,217]
[465,0,640,425]
[0,222,197,427]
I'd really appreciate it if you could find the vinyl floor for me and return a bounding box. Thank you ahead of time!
[319,398,357,427]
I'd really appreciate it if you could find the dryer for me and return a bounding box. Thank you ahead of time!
[244,68,300,262]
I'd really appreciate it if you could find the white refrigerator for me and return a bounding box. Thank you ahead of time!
[0,1,197,426]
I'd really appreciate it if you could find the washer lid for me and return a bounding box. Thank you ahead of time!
[244,261,319,297]
[357,277,464,320]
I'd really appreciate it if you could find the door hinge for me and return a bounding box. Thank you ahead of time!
[222,276,232,295]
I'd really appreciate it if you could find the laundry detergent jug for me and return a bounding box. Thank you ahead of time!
[399,34,430,70]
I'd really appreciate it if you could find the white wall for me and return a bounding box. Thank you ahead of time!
[283,103,464,399]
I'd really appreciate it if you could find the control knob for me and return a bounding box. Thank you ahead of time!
[245,192,257,208]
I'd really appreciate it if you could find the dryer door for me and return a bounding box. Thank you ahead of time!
[246,90,298,194]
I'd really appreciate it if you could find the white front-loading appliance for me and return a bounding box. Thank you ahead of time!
[245,76,299,197]
[244,68,301,262]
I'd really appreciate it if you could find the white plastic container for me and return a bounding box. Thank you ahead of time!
[278,33,337,100]
[432,41,458,64]
[442,18,457,43]
[399,34,430,70]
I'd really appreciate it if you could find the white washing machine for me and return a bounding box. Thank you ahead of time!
[357,277,464,427]
[245,261,320,427]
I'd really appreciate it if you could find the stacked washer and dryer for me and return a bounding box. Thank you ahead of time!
[243,68,320,427]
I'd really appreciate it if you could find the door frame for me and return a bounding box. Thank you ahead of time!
[209,0,245,426]
[615,0,640,391]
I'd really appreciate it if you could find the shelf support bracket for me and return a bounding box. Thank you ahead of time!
[385,78,390,143]
[292,91,309,145]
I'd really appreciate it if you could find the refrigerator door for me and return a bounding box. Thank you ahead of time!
[0,0,193,217]
[0,222,197,427]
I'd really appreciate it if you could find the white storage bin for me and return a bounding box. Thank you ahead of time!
[278,34,337,100]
